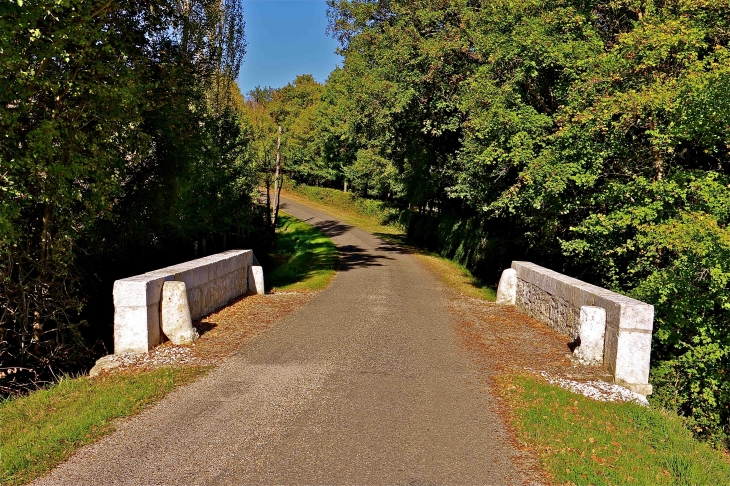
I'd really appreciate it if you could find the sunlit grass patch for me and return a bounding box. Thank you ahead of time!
[0,366,208,485]
[267,213,339,292]
[414,252,496,301]
[500,374,730,485]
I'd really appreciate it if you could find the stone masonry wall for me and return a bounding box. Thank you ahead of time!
[510,261,654,395]
[113,250,258,354]
[515,279,580,337]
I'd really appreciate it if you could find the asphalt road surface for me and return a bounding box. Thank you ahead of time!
[35,197,532,485]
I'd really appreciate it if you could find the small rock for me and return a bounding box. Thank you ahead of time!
[90,355,122,378]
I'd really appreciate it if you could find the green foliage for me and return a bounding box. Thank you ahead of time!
[0,367,208,485]
[404,210,517,284]
[504,374,730,485]
[0,0,258,387]
[308,0,730,444]
[287,184,496,300]
[266,214,338,292]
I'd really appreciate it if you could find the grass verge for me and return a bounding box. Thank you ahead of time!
[266,212,339,292]
[0,366,208,485]
[282,186,403,235]
[500,374,730,485]
[282,186,495,301]
[0,212,334,485]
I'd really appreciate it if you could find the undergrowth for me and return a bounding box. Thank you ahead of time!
[282,186,495,300]
[285,183,404,235]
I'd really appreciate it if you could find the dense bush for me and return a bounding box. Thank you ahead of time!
[0,0,261,393]
[288,182,404,228]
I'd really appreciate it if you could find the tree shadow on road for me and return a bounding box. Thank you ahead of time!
[338,244,393,271]
[311,219,351,238]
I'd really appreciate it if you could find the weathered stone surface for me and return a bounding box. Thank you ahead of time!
[113,250,260,354]
[249,265,265,295]
[614,329,653,394]
[495,268,517,305]
[516,279,580,336]
[89,355,122,377]
[161,281,198,345]
[114,304,161,354]
[511,261,654,395]
[574,306,606,365]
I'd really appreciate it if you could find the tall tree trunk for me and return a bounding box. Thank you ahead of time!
[264,153,272,230]
[272,125,283,232]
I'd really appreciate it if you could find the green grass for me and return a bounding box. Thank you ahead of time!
[412,249,496,301]
[283,185,403,235]
[267,212,339,292]
[502,374,730,485]
[282,186,496,300]
[0,366,208,485]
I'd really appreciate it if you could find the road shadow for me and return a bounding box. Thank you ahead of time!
[311,219,352,238]
[193,320,218,336]
[338,244,393,271]
[373,233,424,255]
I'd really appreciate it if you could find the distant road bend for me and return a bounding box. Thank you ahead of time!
[35,196,534,485]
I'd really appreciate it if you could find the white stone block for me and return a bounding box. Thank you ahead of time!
[619,301,654,331]
[615,330,652,387]
[114,304,160,354]
[249,265,265,295]
[574,306,606,365]
[496,268,517,305]
[112,276,168,307]
[161,281,198,345]
[113,249,259,355]
[173,264,209,289]
[510,260,654,394]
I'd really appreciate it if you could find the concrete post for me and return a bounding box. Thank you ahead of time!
[249,265,265,295]
[574,306,606,365]
[160,281,199,345]
[496,268,517,305]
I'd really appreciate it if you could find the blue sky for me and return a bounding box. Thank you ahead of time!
[237,0,342,96]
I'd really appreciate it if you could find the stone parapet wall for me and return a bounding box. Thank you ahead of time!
[113,250,262,354]
[516,279,580,337]
[511,261,654,395]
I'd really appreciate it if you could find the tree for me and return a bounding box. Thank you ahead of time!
[0,0,256,391]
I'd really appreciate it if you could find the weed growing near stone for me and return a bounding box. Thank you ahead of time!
[0,367,208,485]
[501,374,730,485]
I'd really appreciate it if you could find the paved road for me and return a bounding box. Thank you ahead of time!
[36,197,531,485]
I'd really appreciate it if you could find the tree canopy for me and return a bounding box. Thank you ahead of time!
[0,0,256,389]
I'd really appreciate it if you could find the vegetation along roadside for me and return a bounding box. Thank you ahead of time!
[285,183,730,483]
[265,212,339,292]
[282,184,497,301]
[245,0,730,449]
[0,367,208,486]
